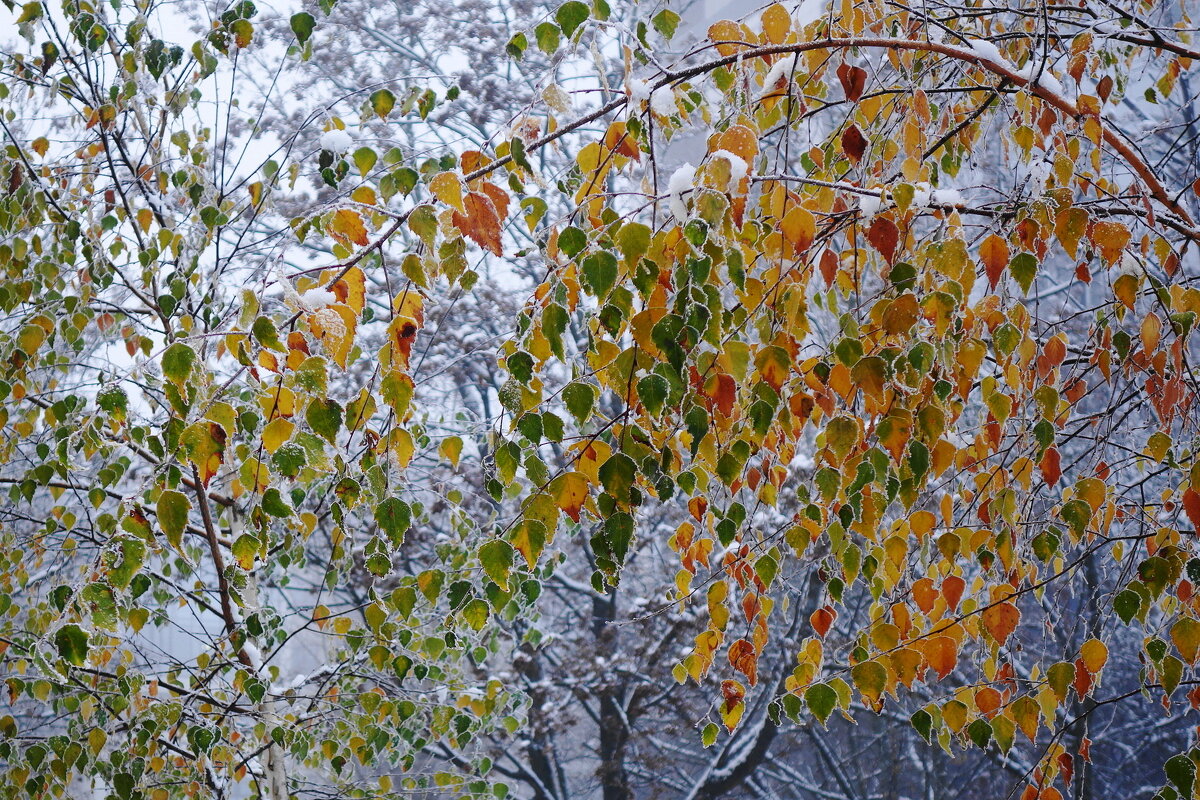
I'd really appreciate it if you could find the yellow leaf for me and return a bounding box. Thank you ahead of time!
[760,3,790,43]
[439,436,463,468]
[322,265,366,314]
[1171,617,1200,664]
[261,418,294,454]
[1112,273,1138,309]
[330,208,369,247]
[551,471,590,523]
[1079,638,1108,673]
[430,171,465,212]
[781,206,815,256]
[375,428,415,469]
[307,304,358,368]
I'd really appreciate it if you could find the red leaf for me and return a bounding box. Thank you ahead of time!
[1040,446,1062,486]
[867,216,899,264]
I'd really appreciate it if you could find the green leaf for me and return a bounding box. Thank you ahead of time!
[1113,589,1141,623]
[651,9,680,39]
[289,11,315,44]
[598,453,636,503]
[232,533,259,570]
[581,252,618,298]
[161,342,196,386]
[555,1,589,38]
[370,89,395,118]
[1009,252,1038,294]
[479,540,515,590]
[563,382,596,423]
[534,22,560,54]
[352,146,377,176]
[636,374,669,416]
[55,624,89,667]
[805,683,837,726]
[616,222,650,264]
[506,31,527,59]
[911,708,934,743]
[375,497,411,546]
[1166,755,1196,796]
[305,397,342,443]
[558,226,587,257]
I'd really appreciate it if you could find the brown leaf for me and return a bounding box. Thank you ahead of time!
[841,125,867,162]
[836,63,867,102]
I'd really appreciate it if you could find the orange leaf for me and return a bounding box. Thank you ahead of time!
[453,191,503,256]
[1182,488,1200,531]
[912,577,937,614]
[923,635,957,680]
[781,206,815,255]
[1089,220,1130,265]
[941,575,965,611]
[728,638,759,685]
[330,208,369,247]
[810,605,836,637]
[982,601,1020,644]
[819,248,838,285]
[979,234,1009,289]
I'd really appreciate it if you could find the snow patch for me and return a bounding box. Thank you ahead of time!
[298,288,337,311]
[932,188,965,207]
[964,39,1014,71]
[627,78,652,105]
[668,163,696,220]
[650,86,678,117]
[319,128,354,153]
[710,149,749,189]
[858,189,888,218]
[760,54,799,97]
